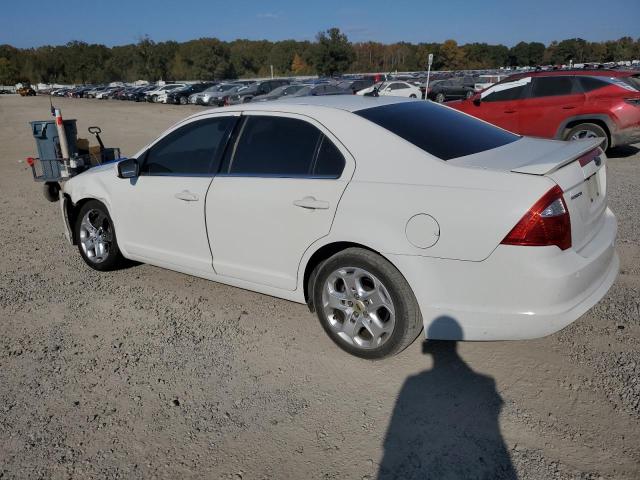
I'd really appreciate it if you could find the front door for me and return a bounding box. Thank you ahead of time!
[110,114,238,274]
[206,113,353,290]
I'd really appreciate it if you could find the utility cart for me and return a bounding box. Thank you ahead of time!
[26,115,122,201]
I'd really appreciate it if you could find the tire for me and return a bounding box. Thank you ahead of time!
[74,200,124,271]
[409,94,417,98]
[435,92,445,103]
[563,123,609,151]
[179,96,187,105]
[312,248,423,359]
[465,90,474,99]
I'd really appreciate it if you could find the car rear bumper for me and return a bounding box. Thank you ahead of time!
[387,208,618,340]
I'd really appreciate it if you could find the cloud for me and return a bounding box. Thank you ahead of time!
[257,13,280,19]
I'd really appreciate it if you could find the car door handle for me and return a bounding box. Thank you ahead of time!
[504,110,516,113]
[293,196,330,210]
[562,105,576,110]
[174,190,199,202]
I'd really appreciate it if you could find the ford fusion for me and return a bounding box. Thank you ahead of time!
[59,96,618,359]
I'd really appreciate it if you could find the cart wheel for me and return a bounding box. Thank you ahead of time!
[43,182,60,202]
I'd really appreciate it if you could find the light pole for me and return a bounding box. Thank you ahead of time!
[425,53,433,100]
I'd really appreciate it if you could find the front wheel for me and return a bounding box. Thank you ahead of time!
[75,200,124,271]
[312,248,423,359]
[435,92,445,103]
[465,90,474,99]
[564,123,609,151]
[409,94,417,98]
[179,96,187,105]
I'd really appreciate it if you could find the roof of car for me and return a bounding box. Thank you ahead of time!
[506,69,639,80]
[198,95,415,115]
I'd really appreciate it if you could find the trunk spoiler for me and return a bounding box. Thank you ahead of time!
[510,138,604,175]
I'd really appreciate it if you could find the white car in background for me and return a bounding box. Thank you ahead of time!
[58,96,618,359]
[357,81,422,98]
[145,84,186,103]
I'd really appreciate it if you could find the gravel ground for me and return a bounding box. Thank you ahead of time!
[1,95,639,479]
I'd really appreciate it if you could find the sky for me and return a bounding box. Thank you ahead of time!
[1,0,638,48]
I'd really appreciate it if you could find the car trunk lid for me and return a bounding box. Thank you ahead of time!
[449,136,608,251]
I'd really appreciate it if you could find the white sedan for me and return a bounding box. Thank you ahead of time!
[59,96,618,358]
[357,81,422,99]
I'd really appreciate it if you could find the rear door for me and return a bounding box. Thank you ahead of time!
[206,113,354,290]
[517,76,585,138]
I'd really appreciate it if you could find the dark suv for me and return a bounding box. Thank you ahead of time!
[426,75,477,102]
[451,69,640,151]
[228,79,290,104]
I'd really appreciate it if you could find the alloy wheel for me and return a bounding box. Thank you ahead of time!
[322,267,396,349]
[79,209,113,263]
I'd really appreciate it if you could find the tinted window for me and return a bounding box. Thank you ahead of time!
[578,76,609,92]
[229,116,321,176]
[141,117,235,175]
[530,76,576,97]
[355,101,519,160]
[313,136,345,178]
[483,81,528,101]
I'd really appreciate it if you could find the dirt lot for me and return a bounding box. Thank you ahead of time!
[1,95,639,479]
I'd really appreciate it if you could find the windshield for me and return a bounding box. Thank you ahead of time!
[355,101,519,160]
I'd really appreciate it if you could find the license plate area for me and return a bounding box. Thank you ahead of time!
[585,172,600,204]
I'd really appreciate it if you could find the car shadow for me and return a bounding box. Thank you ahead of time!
[377,316,517,480]
[607,144,640,159]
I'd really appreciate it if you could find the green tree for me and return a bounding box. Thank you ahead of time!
[314,28,354,76]
[0,57,18,84]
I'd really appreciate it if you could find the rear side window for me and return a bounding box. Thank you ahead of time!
[530,76,576,97]
[313,136,345,178]
[141,117,235,175]
[355,101,519,160]
[229,116,320,177]
[578,76,609,92]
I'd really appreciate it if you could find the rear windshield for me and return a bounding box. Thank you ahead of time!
[355,101,519,160]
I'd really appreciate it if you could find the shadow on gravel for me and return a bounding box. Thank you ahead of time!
[378,317,517,480]
[607,144,640,159]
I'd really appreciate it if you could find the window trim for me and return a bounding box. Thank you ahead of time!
[138,114,240,178]
[218,112,348,180]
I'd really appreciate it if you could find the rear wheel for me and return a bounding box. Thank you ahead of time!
[465,90,474,99]
[409,94,417,98]
[312,248,422,359]
[435,92,445,103]
[75,200,124,271]
[179,96,187,105]
[564,123,609,151]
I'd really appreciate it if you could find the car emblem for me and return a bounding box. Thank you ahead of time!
[571,191,583,200]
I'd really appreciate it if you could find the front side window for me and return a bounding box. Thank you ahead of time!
[530,76,576,97]
[482,77,530,102]
[227,116,345,178]
[141,117,235,175]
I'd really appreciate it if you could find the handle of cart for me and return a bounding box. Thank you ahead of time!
[26,147,122,182]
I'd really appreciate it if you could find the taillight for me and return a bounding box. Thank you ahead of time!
[501,185,571,250]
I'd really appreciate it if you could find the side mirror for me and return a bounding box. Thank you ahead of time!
[117,158,139,178]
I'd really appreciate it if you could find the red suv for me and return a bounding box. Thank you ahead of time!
[450,70,640,151]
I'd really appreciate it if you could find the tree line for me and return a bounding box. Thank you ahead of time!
[1,28,639,85]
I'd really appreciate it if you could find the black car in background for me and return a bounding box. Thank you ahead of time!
[228,79,291,104]
[426,75,478,103]
[129,85,156,102]
[166,82,216,105]
[337,78,375,94]
[288,83,350,97]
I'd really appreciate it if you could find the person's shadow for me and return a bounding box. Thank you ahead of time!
[377,316,517,480]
